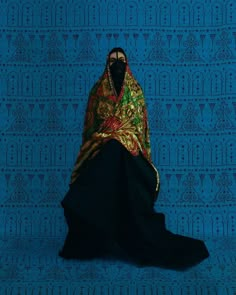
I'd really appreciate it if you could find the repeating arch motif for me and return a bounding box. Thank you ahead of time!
[7,141,18,166]
[159,2,171,26]
[7,71,18,96]
[211,2,223,25]
[192,213,205,236]
[212,213,224,236]
[74,72,86,96]
[40,2,52,26]
[211,141,223,166]
[125,1,138,26]
[192,142,204,166]
[88,2,100,26]
[39,143,51,166]
[21,142,33,166]
[193,3,205,26]
[177,142,189,166]
[192,72,204,96]
[22,72,33,96]
[7,3,19,26]
[226,140,236,165]
[40,72,52,96]
[55,2,67,26]
[54,141,66,166]
[74,3,85,26]
[159,72,170,96]
[4,214,17,236]
[226,1,236,24]
[225,70,236,94]
[107,1,119,26]
[55,71,67,96]
[227,212,236,235]
[211,71,223,96]
[22,3,34,26]
[144,2,157,26]
[178,3,190,26]
[158,141,170,166]
[177,213,189,235]
[39,214,52,235]
[178,72,190,96]
[144,71,156,95]
[19,214,32,235]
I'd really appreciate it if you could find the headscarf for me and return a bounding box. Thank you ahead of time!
[70,48,159,191]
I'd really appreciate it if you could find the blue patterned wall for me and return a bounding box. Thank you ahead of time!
[0,0,236,239]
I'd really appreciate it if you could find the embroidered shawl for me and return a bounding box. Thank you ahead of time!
[70,57,159,191]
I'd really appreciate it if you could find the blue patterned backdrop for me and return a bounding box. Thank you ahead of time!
[0,0,236,294]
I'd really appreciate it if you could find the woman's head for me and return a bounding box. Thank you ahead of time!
[107,48,127,95]
[108,47,127,66]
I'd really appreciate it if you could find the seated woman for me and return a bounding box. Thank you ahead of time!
[59,48,209,269]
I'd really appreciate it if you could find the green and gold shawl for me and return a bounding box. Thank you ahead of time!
[70,59,159,192]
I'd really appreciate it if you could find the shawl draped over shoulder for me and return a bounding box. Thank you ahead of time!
[70,59,159,192]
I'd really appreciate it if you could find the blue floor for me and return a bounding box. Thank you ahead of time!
[0,233,235,294]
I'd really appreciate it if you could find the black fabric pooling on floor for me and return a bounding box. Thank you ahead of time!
[60,140,209,269]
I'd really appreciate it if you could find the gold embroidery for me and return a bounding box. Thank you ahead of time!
[70,59,159,195]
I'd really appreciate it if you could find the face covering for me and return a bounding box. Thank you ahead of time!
[109,59,126,96]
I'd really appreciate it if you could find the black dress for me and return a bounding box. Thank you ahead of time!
[59,139,209,269]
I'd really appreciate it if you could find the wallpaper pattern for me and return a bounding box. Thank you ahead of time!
[0,1,236,293]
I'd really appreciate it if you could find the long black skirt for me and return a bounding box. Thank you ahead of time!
[60,139,209,269]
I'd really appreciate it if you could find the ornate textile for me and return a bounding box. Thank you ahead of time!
[70,58,159,189]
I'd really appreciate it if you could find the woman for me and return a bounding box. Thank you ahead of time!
[59,48,209,269]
